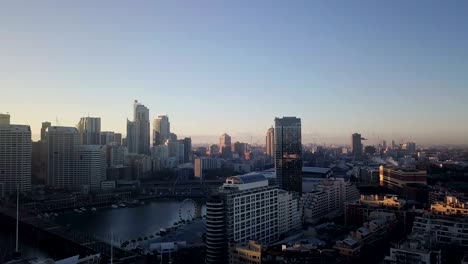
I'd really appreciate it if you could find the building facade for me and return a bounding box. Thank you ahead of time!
[77,117,101,145]
[205,174,302,264]
[379,166,427,191]
[47,126,80,188]
[76,145,107,190]
[351,133,363,157]
[265,127,274,163]
[0,124,31,194]
[274,117,302,193]
[127,100,150,155]
[153,115,170,146]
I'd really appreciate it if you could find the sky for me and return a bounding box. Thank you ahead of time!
[1,0,467,145]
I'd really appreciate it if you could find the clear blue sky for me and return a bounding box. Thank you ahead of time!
[1,0,467,145]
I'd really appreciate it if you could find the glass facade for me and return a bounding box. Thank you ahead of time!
[274,117,302,193]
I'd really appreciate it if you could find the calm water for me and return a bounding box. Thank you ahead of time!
[54,199,206,242]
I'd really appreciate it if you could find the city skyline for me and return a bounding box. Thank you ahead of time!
[1,1,468,145]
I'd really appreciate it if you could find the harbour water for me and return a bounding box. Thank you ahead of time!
[54,199,206,242]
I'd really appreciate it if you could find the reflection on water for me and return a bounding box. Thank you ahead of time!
[54,199,206,242]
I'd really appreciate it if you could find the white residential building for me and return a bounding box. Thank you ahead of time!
[278,190,302,235]
[206,174,302,264]
[0,124,31,194]
[303,178,359,224]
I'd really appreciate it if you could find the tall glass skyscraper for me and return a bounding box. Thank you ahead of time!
[274,117,302,193]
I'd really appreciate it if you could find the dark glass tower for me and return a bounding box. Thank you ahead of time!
[274,117,302,193]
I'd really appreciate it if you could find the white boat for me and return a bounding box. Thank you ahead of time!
[80,207,87,211]
[119,203,126,207]
[74,209,81,213]
[111,205,118,209]
[53,213,59,217]
[159,228,167,233]
[91,207,97,211]
[141,201,145,205]
[44,213,50,218]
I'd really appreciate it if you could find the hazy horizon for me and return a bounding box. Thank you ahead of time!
[2,1,468,145]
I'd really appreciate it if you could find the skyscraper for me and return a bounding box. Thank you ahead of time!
[153,115,170,146]
[275,117,302,193]
[219,133,232,158]
[77,117,101,145]
[266,127,275,161]
[100,131,115,145]
[127,100,150,155]
[47,126,80,188]
[40,121,51,141]
[351,133,363,157]
[76,145,106,191]
[114,133,122,146]
[0,113,10,125]
[182,137,192,163]
[0,124,31,194]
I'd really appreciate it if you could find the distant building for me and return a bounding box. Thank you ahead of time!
[430,196,468,216]
[303,178,359,224]
[127,100,150,155]
[125,154,152,179]
[100,131,115,145]
[47,126,80,188]
[275,117,302,193]
[153,115,170,146]
[181,137,192,163]
[0,124,31,194]
[194,157,217,181]
[40,121,51,141]
[229,241,262,264]
[402,142,417,153]
[0,113,10,125]
[151,144,169,171]
[208,144,219,157]
[220,133,232,159]
[379,165,427,191]
[76,145,106,191]
[106,143,127,167]
[114,133,122,146]
[77,117,101,145]
[265,127,274,162]
[351,133,363,157]
[232,141,247,160]
[32,141,48,184]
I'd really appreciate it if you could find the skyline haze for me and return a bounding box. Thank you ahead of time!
[1,1,467,145]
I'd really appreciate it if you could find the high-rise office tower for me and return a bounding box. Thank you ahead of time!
[76,145,106,190]
[40,121,51,141]
[106,143,126,167]
[232,141,247,159]
[100,131,115,145]
[275,117,302,193]
[181,137,192,163]
[46,126,80,188]
[169,132,178,141]
[382,140,387,149]
[127,100,150,154]
[219,133,232,158]
[208,144,219,157]
[152,115,170,146]
[113,133,122,146]
[0,124,32,194]
[351,133,363,157]
[266,127,275,161]
[0,113,10,125]
[77,117,101,145]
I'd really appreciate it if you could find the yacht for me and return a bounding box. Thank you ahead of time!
[111,204,118,209]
